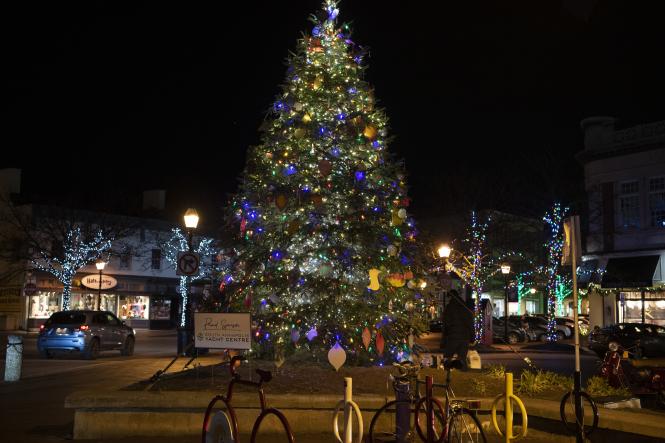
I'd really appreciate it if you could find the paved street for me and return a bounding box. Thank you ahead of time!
[0,330,602,442]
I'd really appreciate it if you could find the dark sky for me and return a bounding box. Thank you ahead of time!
[4,1,665,228]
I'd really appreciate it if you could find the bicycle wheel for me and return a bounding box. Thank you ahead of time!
[249,408,295,443]
[202,396,237,443]
[447,408,487,443]
[369,400,419,443]
[559,391,599,437]
[414,397,446,443]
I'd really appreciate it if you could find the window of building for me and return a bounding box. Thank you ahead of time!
[649,176,665,228]
[120,247,132,269]
[119,295,150,319]
[151,249,161,270]
[618,181,640,228]
[28,292,61,318]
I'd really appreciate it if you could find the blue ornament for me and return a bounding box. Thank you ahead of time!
[270,250,283,261]
[312,25,321,37]
[347,86,357,94]
[331,146,341,157]
[283,164,297,176]
[355,170,365,181]
[336,112,346,121]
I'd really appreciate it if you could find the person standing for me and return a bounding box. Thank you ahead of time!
[442,290,475,370]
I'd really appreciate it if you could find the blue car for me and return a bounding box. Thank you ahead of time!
[37,310,135,359]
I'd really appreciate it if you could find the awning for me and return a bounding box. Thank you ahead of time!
[601,255,660,288]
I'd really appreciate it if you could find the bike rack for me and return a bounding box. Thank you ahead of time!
[333,377,364,443]
[491,372,528,441]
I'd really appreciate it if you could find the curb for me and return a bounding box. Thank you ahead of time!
[65,389,665,440]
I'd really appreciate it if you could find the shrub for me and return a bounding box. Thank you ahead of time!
[471,379,487,396]
[484,364,506,379]
[586,376,631,398]
[517,370,572,396]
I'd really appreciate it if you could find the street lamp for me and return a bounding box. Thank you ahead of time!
[501,263,511,343]
[95,259,106,311]
[178,208,199,356]
[437,244,451,259]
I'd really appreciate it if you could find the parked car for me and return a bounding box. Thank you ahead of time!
[533,315,574,339]
[492,317,528,344]
[504,316,549,342]
[588,323,665,358]
[37,310,135,359]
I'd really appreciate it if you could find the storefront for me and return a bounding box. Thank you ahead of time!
[24,273,179,330]
[617,291,665,326]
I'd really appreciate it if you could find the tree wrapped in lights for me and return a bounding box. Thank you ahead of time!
[223,0,425,362]
[31,227,112,310]
[161,228,216,327]
[543,203,568,341]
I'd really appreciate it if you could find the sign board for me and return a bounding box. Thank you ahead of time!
[81,274,118,290]
[177,251,200,276]
[23,283,38,296]
[194,312,251,349]
[562,215,582,266]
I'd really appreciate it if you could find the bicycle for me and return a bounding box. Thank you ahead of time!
[368,359,487,443]
[201,356,295,443]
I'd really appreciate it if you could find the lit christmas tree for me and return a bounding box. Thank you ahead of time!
[223,0,425,363]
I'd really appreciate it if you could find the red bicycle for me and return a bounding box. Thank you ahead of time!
[202,356,295,443]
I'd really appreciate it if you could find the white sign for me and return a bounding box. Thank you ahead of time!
[81,274,117,290]
[177,251,200,276]
[194,312,251,349]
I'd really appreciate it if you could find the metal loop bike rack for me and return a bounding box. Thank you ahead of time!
[333,377,364,443]
[491,372,528,441]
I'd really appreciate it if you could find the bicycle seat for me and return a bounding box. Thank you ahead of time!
[256,369,273,383]
[443,359,463,370]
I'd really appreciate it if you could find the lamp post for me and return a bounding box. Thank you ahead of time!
[178,208,199,356]
[95,259,106,311]
[501,263,511,343]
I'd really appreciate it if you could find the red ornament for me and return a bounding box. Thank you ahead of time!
[318,159,332,176]
[240,217,247,234]
[376,330,385,356]
[243,293,252,309]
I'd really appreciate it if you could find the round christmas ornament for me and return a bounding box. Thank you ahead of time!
[387,245,398,256]
[275,194,288,210]
[407,280,416,289]
[302,113,312,124]
[293,102,303,112]
[318,159,332,176]
[362,327,371,350]
[328,341,347,371]
[391,209,403,226]
[294,128,306,138]
[398,208,407,219]
[363,125,378,140]
[290,329,300,344]
[403,270,414,280]
[306,326,318,341]
[312,75,324,90]
[376,331,385,356]
[367,268,381,291]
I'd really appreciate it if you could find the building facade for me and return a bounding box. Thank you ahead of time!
[577,118,665,329]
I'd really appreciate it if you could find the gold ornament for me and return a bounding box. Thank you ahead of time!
[275,194,287,210]
[312,75,324,90]
[363,125,378,140]
[368,268,381,291]
[302,113,312,123]
[294,128,306,138]
[386,273,406,287]
[391,209,403,226]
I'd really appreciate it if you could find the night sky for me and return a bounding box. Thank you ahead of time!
[5,1,665,229]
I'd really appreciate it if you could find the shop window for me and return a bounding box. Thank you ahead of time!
[119,295,150,319]
[99,294,117,314]
[150,298,172,320]
[70,293,96,310]
[151,249,161,270]
[618,181,640,228]
[29,292,61,318]
[649,176,665,228]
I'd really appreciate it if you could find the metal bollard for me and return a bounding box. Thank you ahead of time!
[5,335,23,382]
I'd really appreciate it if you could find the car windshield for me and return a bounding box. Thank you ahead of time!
[47,312,87,325]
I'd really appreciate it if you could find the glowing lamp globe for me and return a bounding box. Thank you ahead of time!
[437,244,451,259]
[184,208,199,229]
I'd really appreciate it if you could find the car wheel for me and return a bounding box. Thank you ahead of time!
[556,331,565,341]
[84,338,100,360]
[121,336,135,356]
[39,349,53,359]
[539,334,549,342]
[508,333,519,345]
